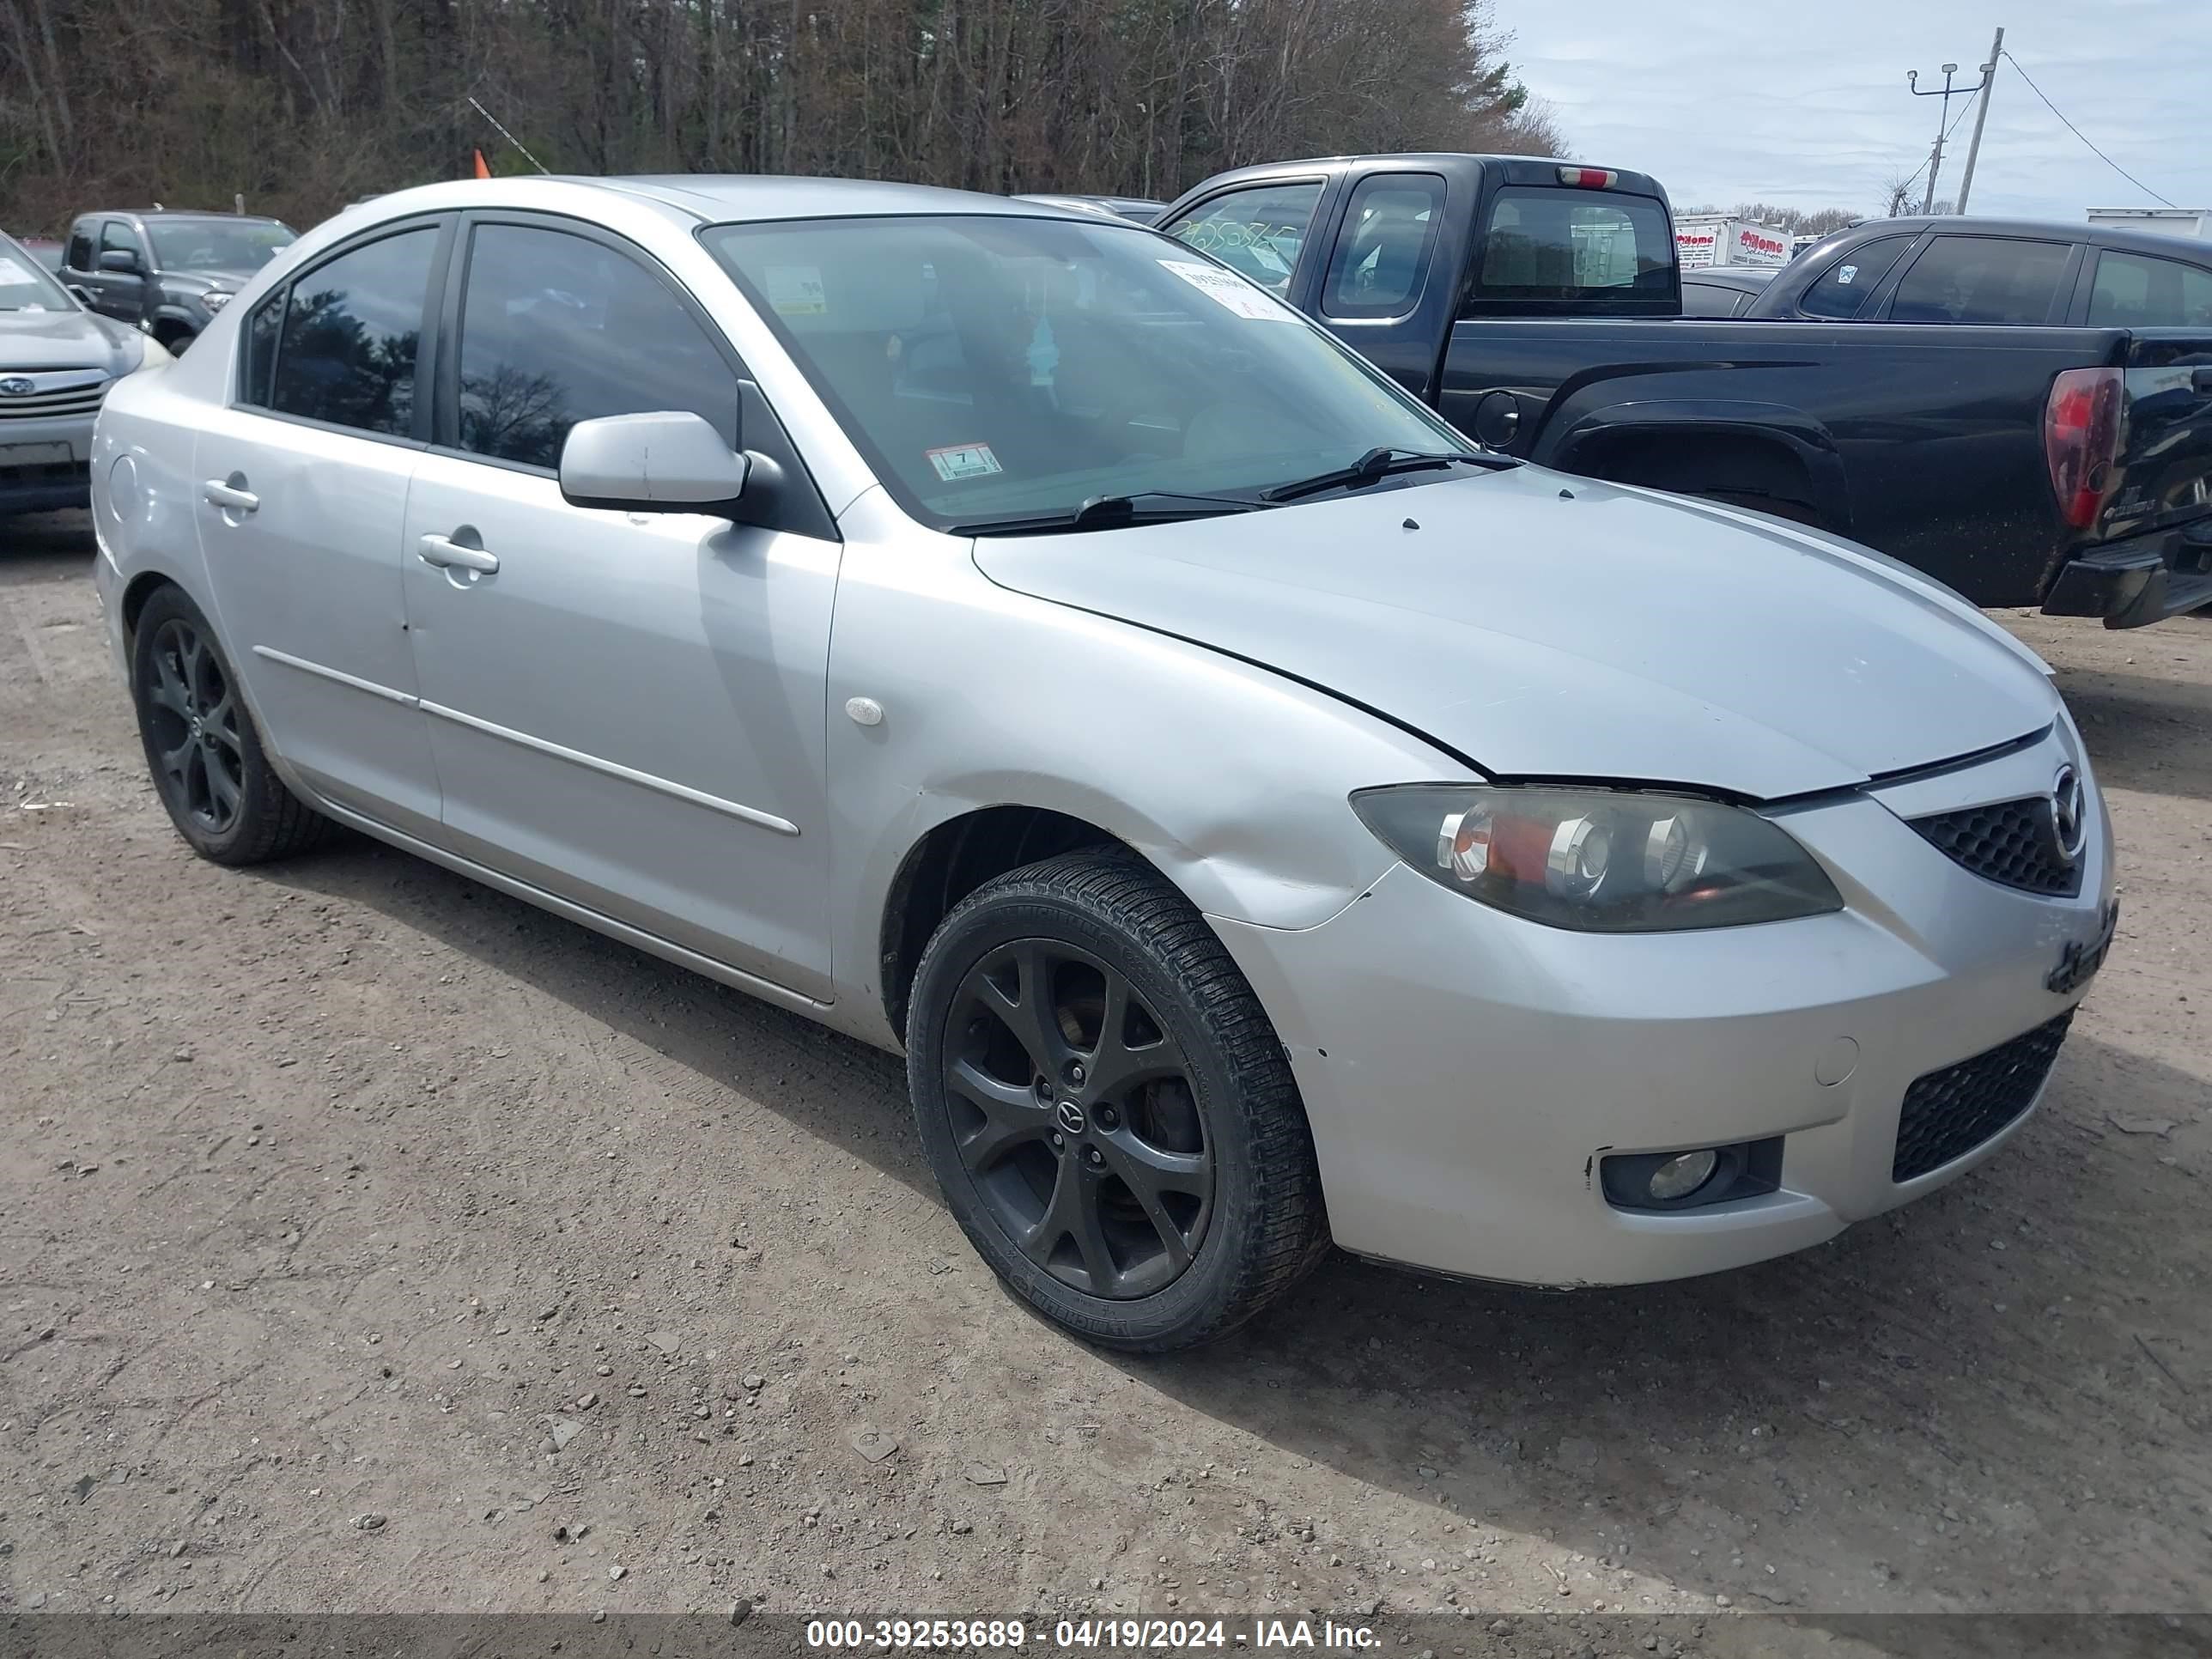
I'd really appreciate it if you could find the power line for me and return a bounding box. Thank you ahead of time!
[1895,85,1981,198]
[2001,49,2176,208]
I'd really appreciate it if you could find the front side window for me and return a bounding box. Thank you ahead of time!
[1889,236,2071,325]
[2087,250,2212,328]
[454,224,741,470]
[99,221,145,264]
[705,215,1468,532]
[1467,186,1673,310]
[1161,182,1324,296]
[146,218,295,273]
[267,228,436,438]
[1323,174,1445,319]
[1796,237,1912,319]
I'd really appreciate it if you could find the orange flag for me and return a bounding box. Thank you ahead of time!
[471,149,491,179]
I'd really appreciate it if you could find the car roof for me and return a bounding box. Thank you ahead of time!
[1814,214,2212,265]
[563,174,1100,222]
[1169,153,1668,203]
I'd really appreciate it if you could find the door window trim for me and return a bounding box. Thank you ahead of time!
[230,212,457,453]
[432,208,839,543]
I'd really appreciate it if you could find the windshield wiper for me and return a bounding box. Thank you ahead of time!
[1262,446,1517,503]
[951,490,1270,538]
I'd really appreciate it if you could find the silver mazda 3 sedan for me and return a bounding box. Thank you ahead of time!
[90,177,2118,1351]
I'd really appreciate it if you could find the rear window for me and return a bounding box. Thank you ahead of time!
[1888,235,2071,325]
[1465,186,1673,312]
[2087,250,2212,328]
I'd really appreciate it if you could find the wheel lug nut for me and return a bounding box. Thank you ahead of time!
[1086,1147,1103,1166]
[1068,1062,1085,1085]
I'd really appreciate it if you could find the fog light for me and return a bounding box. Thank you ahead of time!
[1646,1148,1718,1202]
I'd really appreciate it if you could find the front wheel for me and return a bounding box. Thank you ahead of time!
[906,849,1328,1351]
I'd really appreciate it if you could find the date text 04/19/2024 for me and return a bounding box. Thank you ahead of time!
[802,1618,1382,1650]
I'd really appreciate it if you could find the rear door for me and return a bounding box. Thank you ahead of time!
[192,215,449,839]
[1310,170,1454,397]
[1871,234,2082,325]
[82,217,151,324]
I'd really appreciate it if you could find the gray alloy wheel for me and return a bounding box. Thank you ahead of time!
[907,848,1329,1352]
[130,584,330,865]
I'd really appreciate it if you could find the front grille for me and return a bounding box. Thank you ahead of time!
[1909,796,2082,896]
[1892,1012,2072,1182]
[0,384,107,420]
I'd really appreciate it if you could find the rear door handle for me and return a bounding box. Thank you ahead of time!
[417,532,500,574]
[202,479,258,514]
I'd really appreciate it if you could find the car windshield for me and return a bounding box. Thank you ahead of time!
[702,214,1474,530]
[0,236,76,310]
[146,219,295,271]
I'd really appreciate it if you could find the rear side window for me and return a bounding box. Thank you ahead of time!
[66,223,93,270]
[2087,251,2212,327]
[1796,237,1913,319]
[453,223,741,469]
[1162,182,1323,297]
[1466,186,1673,309]
[267,227,437,438]
[1322,174,1445,319]
[1888,235,2072,325]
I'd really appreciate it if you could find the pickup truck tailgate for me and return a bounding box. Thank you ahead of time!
[2106,332,2212,541]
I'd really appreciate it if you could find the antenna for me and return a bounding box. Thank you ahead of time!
[468,96,552,176]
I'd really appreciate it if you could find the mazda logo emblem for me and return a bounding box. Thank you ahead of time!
[1054,1100,1087,1136]
[0,377,34,398]
[2050,764,2087,865]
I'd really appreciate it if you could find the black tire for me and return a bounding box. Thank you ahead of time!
[130,584,330,865]
[906,848,1328,1352]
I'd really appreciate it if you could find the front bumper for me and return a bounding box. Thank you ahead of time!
[0,385,100,514]
[1209,727,2116,1288]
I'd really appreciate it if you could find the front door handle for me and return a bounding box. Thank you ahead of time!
[417,533,500,574]
[202,478,258,514]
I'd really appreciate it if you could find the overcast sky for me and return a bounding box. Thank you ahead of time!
[1498,0,2210,225]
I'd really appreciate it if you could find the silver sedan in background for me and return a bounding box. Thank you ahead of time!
[90,177,2116,1351]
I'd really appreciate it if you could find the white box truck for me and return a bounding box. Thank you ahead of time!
[2087,208,2210,240]
[1673,213,1793,269]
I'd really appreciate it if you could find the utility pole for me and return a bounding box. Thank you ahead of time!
[1954,27,2004,216]
[1906,59,1966,214]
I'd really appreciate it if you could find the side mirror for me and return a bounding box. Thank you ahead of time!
[97,249,143,275]
[558,411,753,515]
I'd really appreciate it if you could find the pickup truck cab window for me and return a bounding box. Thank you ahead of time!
[1888,235,2072,325]
[1795,235,1914,319]
[99,219,146,267]
[706,212,1467,532]
[64,222,94,270]
[1159,182,1323,297]
[2087,250,2212,328]
[1322,174,1445,320]
[144,216,294,274]
[1464,186,1671,313]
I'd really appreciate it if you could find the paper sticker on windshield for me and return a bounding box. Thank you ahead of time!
[927,442,1003,483]
[764,264,827,315]
[1158,258,1297,320]
[1836,263,1859,286]
[0,257,34,284]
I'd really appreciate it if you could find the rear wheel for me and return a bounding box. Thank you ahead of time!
[131,586,329,865]
[906,849,1328,1351]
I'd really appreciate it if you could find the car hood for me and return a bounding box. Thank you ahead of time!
[969,465,2061,799]
[0,305,140,371]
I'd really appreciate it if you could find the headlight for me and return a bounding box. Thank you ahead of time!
[201,290,233,311]
[1351,784,1843,933]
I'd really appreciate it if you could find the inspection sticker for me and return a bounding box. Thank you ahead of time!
[1836,263,1860,286]
[926,442,1003,482]
[763,264,827,315]
[1158,258,1298,320]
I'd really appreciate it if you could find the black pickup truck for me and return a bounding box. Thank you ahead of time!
[1156,155,2212,627]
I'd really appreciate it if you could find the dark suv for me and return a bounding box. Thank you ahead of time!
[60,210,295,354]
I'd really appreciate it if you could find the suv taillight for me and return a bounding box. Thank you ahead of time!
[2044,367,2124,531]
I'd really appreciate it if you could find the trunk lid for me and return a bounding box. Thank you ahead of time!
[2100,331,2212,543]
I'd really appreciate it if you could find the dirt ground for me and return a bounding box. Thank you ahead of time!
[3,511,2208,1644]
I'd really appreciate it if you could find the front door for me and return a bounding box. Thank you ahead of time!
[192,218,449,839]
[400,217,840,999]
